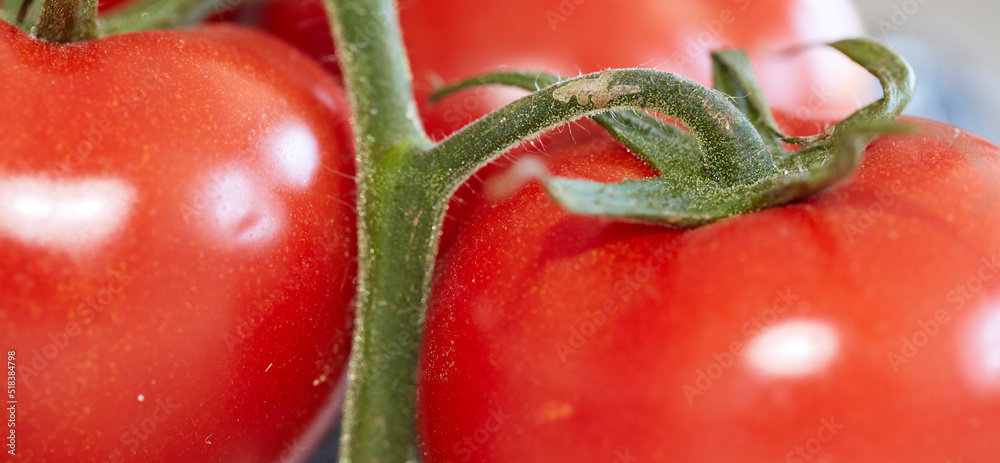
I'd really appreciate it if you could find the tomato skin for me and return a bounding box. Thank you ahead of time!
[418,117,1000,462]
[260,0,869,136]
[97,0,131,11]
[257,0,342,79]
[0,22,355,462]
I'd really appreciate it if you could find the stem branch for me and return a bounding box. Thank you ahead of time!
[421,69,776,193]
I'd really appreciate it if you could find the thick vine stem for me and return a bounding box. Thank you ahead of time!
[324,0,434,461]
[34,0,96,42]
[325,0,431,165]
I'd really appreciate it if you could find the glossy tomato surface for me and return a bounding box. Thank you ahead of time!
[0,22,356,462]
[418,117,1000,462]
[260,0,871,136]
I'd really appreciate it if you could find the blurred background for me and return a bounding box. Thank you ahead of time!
[855,0,1000,142]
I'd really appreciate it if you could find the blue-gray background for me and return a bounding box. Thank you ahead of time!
[856,0,1000,142]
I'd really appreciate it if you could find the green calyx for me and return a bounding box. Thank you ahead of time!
[432,38,914,227]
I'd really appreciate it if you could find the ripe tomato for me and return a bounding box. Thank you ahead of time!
[417,117,1000,462]
[97,0,131,11]
[0,21,356,462]
[260,0,870,136]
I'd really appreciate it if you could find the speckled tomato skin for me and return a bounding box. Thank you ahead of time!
[0,22,355,462]
[418,117,1000,462]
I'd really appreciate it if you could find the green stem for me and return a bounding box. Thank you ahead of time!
[99,0,234,36]
[337,171,445,463]
[34,0,96,42]
[324,0,433,461]
[325,0,431,165]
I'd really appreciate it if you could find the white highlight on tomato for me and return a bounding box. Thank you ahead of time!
[962,303,1000,390]
[0,176,135,253]
[746,319,840,378]
[267,122,320,189]
[483,156,549,201]
[200,166,282,249]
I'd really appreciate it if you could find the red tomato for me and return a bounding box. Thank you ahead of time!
[97,0,131,11]
[260,0,871,136]
[0,21,356,462]
[417,117,1000,462]
[257,0,342,79]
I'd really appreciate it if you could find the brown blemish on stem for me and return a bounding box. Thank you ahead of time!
[552,71,642,108]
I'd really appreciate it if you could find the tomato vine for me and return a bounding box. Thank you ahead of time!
[321,0,914,460]
[0,0,919,461]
